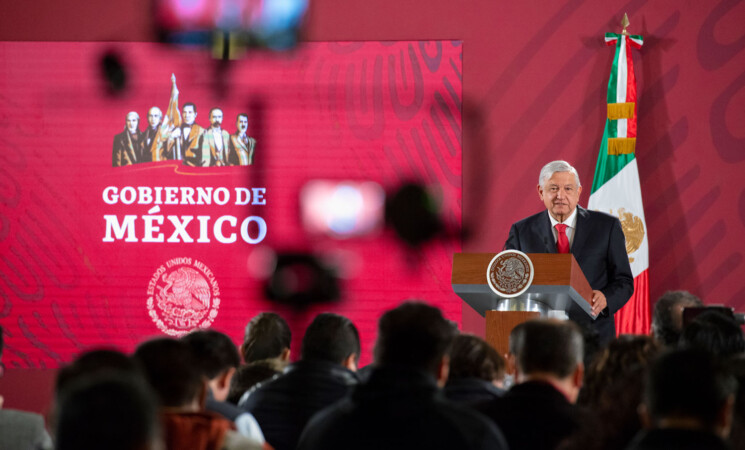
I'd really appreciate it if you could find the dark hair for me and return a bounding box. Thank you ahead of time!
[580,335,660,408]
[183,102,197,112]
[56,349,142,395]
[0,324,4,356]
[55,374,159,450]
[301,313,360,364]
[237,113,248,121]
[510,319,583,378]
[645,348,736,428]
[651,290,703,346]
[374,301,457,373]
[448,334,505,382]
[133,338,202,408]
[227,360,284,405]
[680,310,745,358]
[182,330,241,380]
[241,312,292,363]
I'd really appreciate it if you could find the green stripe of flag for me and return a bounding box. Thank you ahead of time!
[591,121,635,194]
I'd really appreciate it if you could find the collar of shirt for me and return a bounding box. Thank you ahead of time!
[548,207,578,247]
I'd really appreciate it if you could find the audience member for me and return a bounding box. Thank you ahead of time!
[297,302,508,450]
[0,324,54,450]
[56,348,142,394]
[55,374,161,450]
[627,348,736,450]
[227,360,284,405]
[241,312,292,366]
[444,333,506,405]
[565,335,660,450]
[240,313,360,450]
[134,338,263,450]
[650,290,703,346]
[182,330,265,443]
[680,310,745,358]
[727,355,745,450]
[479,319,585,450]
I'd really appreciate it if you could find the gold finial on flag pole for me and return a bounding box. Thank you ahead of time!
[621,13,630,35]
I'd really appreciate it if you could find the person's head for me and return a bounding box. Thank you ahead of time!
[680,310,745,358]
[580,335,660,408]
[509,319,584,402]
[641,348,737,438]
[537,160,582,222]
[227,360,284,405]
[236,114,248,134]
[301,313,360,371]
[651,290,703,346]
[182,103,197,125]
[147,107,162,128]
[55,374,161,450]
[209,107,223,128]
[241,312,292,364]
[181,330,241,402]
[374,301,457,385]
[125,111,139,133]
[448,333,506,386]
[133,337,204,410]
[56,349,142,396]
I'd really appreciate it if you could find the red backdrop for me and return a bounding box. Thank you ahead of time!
[1,0,745,413]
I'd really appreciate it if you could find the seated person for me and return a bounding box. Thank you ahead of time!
[134,338,263,450]
[444,333,506,405]
[182,330,265,443]
[298,302,508,450]
[227,360,284,405]
[628,348,735,450]
[240,313,359,450]
[55,373,161,450]
[479,319,585,450]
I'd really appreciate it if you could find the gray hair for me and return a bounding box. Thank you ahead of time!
[509,319,583,378]
[148,107,162,116]
[538,160,581,188]
[126,111,139,120]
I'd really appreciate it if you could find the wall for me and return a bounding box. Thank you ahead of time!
[1,0,744,413]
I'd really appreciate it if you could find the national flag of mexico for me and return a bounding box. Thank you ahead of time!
[588,32,650,335]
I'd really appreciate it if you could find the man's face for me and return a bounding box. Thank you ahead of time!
[210,109,223,128]
[236,116,248,133]
[147,108,162,128]
[537,171,582,222]
[183,106,196,125]
[126,113,139,133]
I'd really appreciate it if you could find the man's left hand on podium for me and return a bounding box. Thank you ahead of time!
[591,290,608,317]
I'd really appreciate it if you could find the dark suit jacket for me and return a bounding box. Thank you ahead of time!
[504,206,633,343]
[478,381,584,450]
[112,129,142,166]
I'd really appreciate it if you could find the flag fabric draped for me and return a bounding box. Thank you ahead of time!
[588,32,650,335]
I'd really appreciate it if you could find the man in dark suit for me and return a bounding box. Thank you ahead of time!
[504,160,633,344]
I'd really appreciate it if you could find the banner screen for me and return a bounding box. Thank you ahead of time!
[0,41,462,368]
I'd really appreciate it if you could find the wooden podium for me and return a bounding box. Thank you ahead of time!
[452,253,593,355]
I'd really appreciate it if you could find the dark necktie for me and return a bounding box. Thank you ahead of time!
[555,223,570,253]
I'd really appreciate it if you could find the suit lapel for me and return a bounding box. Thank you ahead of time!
[571,206,590,256]
[533,210,556,253]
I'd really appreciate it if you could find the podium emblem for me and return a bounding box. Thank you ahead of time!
[486,250,534,297]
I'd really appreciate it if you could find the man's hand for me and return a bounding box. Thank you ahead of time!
[170,127,182,139]
[591,290,607,316]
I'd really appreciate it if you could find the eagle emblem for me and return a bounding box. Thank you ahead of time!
[610,208,644,263]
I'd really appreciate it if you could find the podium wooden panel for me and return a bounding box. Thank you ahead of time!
[452,252,593,355]
[485,310,540,356]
